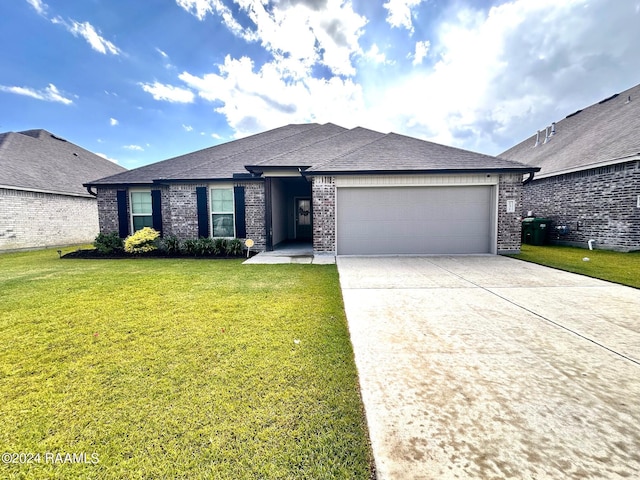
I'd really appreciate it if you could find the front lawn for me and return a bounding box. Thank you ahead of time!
[509,244,640,288]
[0,248,373,479]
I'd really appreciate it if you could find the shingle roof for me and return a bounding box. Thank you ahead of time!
[306,132,535,174]
[0,129,126,196]
[499,82,640,178]
[88,123,321,185]
[87,123,537,187]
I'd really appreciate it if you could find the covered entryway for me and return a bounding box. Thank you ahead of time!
[265,176,312,250]
[336,185,494,255]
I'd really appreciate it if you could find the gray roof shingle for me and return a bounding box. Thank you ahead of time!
[306,132,536,173]
[0,129,126,196]
[499,82,640,178]
[87,123,537,186]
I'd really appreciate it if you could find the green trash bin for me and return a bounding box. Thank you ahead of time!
[522,218,551,245]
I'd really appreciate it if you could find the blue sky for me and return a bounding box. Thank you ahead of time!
[1,0,639,169]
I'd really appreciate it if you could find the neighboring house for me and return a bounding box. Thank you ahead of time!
[500,83,640,252]
[86,123,538,256]
[0,129,126,251]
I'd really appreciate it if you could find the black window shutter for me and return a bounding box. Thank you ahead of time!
[151,190,163,235]
[234,186,246,238]
[116,190,129,238]
[196,187,209,238]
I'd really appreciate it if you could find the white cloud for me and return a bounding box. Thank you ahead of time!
[123,144,144,151]
[176,0,366,77]
[211,133,222,139]
[25,0,47,15]
[110,118,119,126]
[412,40,430,65]
[176,0,256,39]
[52,17,121,55]
[182,124,193,131]
[179,55,366,137]
[368,0,640,154]
[364,44,394,65]
[96,152,119,164]
[0,83,73,105]
[156,48,169,58]
[383,0,426,33]
[139,81,195,103]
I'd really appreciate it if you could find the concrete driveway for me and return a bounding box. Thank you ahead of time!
[337,256,640,480]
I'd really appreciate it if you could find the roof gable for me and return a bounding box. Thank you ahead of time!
[0,129,126,196]
[500,82,640,177]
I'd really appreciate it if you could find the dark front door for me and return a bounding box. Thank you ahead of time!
[296,198,312,241]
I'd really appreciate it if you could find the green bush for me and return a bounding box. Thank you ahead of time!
[183,239,199,256]
[160,236,182,255]
[213,238,227,255]
[124,227,160,254]
[225,238,243,256]
[94,232,123,254]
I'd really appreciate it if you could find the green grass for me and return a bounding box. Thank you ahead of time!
[0,247,373,479]
[509,244,640,288]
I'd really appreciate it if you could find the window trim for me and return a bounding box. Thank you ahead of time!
[210,185,235,238]
[129,189,153,233]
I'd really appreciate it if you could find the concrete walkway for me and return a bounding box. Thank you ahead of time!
[243,243,335,264]
[337,255,640,480]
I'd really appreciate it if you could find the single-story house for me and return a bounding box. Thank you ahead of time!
[0,129,126,251]
[500,82,640,252]
[85,123,538,256]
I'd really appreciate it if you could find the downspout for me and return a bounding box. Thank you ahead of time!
[86,186,98,197]
[523,172,535,186]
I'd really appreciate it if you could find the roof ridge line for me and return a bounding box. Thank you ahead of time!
[161,124,323,179]
[308,130,388,170]
[249,125,351,167]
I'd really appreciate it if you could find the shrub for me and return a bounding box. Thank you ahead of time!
[213,238,227,256]
[94,232,123,254]
[197,237,216,256]
[124,227,160,254]
[183,239,199,256]
[225,239,243,256]
[160,236,182,255]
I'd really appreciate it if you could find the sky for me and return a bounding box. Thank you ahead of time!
[1,0,639,169]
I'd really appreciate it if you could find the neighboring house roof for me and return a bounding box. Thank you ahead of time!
[0,129,126,197]
[87,123,537,187]
[499,82,640,178]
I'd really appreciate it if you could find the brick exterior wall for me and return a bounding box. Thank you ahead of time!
[523,160,640,252]
[165,184,203,239]
[97,187,119,234]
[96,182,268,250]
[0,188,99,250]
[497,173,524,254]
[243,181,266,250]
[311,176,336,253]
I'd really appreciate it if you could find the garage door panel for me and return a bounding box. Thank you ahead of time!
[337,186,492,255]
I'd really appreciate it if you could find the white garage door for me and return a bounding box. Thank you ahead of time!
[337,186,493,255]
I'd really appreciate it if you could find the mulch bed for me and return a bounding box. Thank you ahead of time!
[61,249,257,260]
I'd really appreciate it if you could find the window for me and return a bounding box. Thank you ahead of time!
[130,190,153,232]
[211,187,234,237]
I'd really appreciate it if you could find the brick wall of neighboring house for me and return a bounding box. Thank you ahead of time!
[523,160,640,252]
[311,176,336,253]
[0,188,99,250]
[241,181,266,250]
[497,173,524,254]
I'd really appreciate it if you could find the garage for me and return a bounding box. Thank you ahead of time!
[336,185,494,255]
